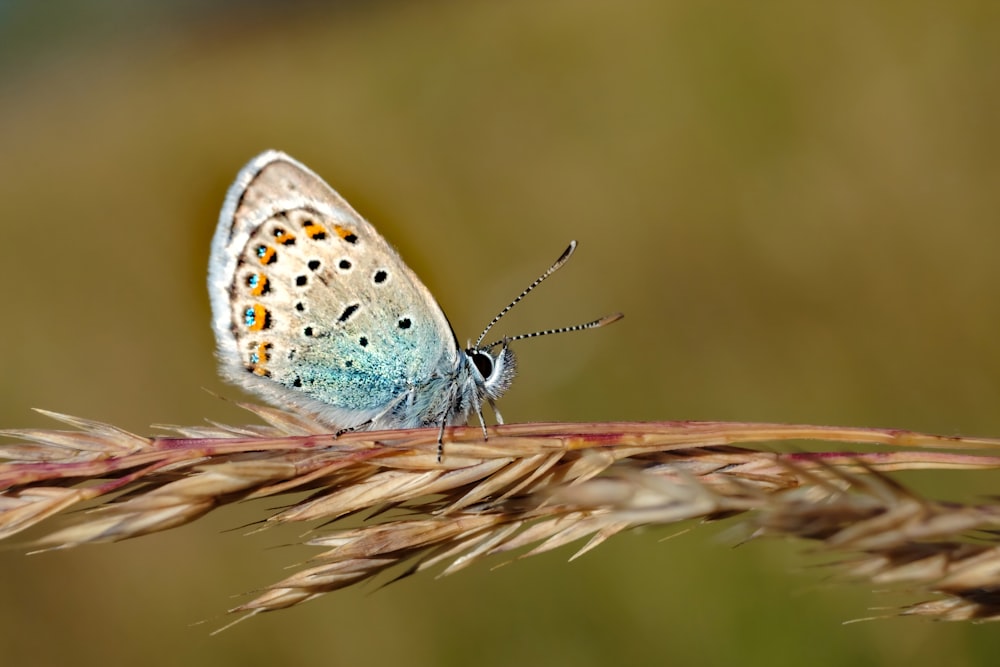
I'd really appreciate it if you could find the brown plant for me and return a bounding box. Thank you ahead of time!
[4,405,1000,629]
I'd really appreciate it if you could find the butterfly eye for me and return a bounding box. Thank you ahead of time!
[471,351,494,379]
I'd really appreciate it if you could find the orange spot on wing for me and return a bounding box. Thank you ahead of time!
[250,274,270,296]
[257,245,277,265]
[246,304,271,331]
[248,342,273,376]
[274,229,297,245]
[334,225,358,243]
[302,220,328,240]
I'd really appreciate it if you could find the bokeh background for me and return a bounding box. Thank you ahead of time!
[2,1,1000,665]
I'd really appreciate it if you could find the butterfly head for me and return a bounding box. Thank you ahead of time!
[466,341,517,400]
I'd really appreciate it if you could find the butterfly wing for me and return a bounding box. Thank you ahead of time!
[208,151,461,428]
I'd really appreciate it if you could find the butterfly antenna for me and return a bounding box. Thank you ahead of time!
[483,312,623,351]
[474,241,579,348]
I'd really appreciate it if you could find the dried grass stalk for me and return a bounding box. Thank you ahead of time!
[4,405,1000,627]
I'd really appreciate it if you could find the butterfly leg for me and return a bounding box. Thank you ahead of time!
[487,396,504,426]
[474,402,490,442]
[436,419,447,463]
[436,382,462,463]
[335,419,372,437]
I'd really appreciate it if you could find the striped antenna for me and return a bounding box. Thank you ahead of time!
[474,241,580,349]
[473,240,622,350]
[483,312,624,351]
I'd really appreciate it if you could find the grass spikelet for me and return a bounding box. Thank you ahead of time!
[4,407,1000,625]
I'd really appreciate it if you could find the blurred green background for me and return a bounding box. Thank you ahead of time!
[2,1,1000,665]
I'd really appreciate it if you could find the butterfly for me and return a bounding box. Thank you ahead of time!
[208,151,621,439]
